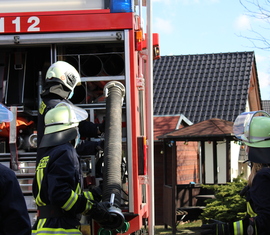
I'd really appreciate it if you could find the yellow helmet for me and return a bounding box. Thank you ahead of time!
[39,102,88,148]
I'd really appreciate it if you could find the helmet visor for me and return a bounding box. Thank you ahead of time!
[55,102,88,124]
[233,110,270,143]
[0,103,13,122]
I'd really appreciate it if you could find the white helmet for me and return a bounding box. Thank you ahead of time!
[45,61,81,92]
[39,102,88,148]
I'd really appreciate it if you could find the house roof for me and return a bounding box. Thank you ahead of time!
[157,118,234,141]
[154,116,180,140]
[154,114,192,140]
[153,51,257,124]
[262,100,270,114]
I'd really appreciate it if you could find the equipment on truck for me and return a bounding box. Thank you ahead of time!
[0,0,159,234]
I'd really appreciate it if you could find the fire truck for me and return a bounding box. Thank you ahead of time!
[0,0,159,234]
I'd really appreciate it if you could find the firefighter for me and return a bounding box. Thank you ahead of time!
[32,102,110,235]
[201,110,270,235]
[0,104,31,235]
[37,61,104,164]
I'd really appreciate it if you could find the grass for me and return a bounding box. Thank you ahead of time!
[155,220,203,234]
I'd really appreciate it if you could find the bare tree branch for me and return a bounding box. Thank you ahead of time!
[239,0,270,50]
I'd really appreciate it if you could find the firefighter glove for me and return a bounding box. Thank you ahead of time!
[88,185,103,202]
[87,201,111,225]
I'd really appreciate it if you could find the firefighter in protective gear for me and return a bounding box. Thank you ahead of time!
[0,104,31,235]
[32,103,110,235]
[201,111,270,235]
[37,61,104,165]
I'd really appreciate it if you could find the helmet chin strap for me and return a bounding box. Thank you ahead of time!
[74,129,80,148]
[68,90,74,99]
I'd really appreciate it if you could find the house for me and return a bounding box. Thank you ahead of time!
[262,100,270,113]
[153,51,262,228]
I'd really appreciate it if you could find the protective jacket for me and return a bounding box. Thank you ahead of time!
[229,167,270,235]
[32,143,93,235]
[246,167,270,234]
[0,164,31,235]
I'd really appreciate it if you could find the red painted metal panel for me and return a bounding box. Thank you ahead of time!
[0,10,133,34]
[127,29,140,215]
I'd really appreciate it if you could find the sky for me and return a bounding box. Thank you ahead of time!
[151,0,270,100]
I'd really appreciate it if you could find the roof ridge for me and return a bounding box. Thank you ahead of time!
[161,51,254,57]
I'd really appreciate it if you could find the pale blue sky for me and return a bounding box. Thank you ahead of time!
[152,0,270,100]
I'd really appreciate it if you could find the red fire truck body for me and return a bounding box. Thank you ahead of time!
[0,1,158,234]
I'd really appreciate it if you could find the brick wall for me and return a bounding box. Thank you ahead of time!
[176,141,200,184]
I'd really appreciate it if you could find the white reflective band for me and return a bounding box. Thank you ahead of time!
[249,135,270,142]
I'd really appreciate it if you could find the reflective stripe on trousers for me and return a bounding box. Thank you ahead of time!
[32,219,82,235]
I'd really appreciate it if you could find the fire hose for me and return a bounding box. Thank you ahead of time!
[98,81,128,234]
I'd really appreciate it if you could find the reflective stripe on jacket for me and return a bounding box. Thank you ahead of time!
[247,201,257,218]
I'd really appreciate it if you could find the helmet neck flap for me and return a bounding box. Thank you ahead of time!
[39,127,78,148]
[41,83,70,99]
[248,147,270,164]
